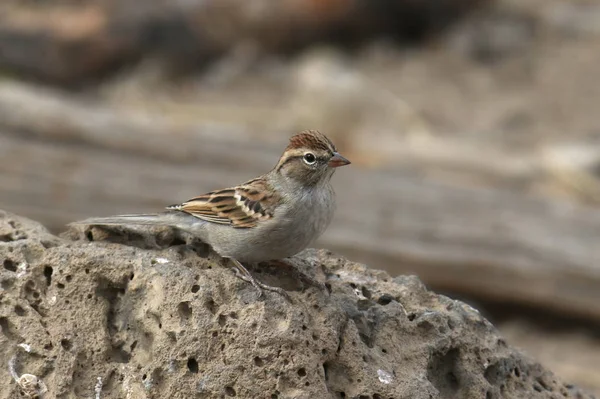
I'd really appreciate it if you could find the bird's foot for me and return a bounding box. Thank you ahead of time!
[228,258,290,300]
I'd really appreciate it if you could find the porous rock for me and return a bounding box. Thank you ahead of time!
[0,210,593,398]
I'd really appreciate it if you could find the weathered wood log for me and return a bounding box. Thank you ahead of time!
[0,82,599,322]
[0,0,486,84]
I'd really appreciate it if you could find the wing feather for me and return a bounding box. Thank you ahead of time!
[166,179,280,228]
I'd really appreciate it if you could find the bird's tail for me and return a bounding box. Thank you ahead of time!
[69,213,179,227]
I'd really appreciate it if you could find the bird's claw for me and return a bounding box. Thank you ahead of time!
[229,260,290,300]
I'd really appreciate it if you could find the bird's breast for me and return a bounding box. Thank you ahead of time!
[280,184,335,243]
[204,184,335,262]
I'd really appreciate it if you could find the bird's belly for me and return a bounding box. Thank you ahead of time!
[223,222,320,262]
[207,193,334,262]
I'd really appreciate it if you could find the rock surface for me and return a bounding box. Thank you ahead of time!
[0,210,594,399]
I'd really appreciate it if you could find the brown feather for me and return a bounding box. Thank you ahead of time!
[166,179,281,228]
[286,130,336,153]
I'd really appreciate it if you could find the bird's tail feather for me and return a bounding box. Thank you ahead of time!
[69,213,174,227]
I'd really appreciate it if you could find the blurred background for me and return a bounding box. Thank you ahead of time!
[1,0,600,393]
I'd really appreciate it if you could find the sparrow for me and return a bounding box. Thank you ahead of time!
[71,130,350,297]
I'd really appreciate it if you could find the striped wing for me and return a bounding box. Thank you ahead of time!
[167,179,280,228]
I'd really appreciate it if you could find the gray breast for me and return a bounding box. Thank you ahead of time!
[204,184,335,262]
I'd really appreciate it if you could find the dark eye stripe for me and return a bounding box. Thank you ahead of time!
[276,155,302,170]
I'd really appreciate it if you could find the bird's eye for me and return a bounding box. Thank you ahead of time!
[303,153,316,164]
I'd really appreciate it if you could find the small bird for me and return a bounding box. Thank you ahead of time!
[72,130,350,297]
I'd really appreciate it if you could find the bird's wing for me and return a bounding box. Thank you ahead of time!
[166,178,281,229]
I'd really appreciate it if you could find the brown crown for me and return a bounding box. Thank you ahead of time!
[286,130,336,153]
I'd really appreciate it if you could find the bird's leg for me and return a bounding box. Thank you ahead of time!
[229,259,263,294]
[228,258,290,300]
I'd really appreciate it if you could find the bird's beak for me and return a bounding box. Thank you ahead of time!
[328,152,351,168]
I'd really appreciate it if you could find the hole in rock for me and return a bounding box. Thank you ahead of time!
[95,278,128,339]
[61,339,72,350]
[109,345,131,363]
[191,284,200,293]
[187,357,199,373]
[225,386,236,396]
[170,237,186,246]
[297,368,306,377]
[3,259,16,272]
[514,368,521,378]
[205,299,217,314]
[254,357,264,367]
[14,305,26,316]
[377,294,394,305]
[361,286,371,299]
[178,302,192,321]
[447,372,458,389]
[130,341,138,352]
[1,279,14,289]
[427,348,461,395]
[0,317,15,339]
[43,266,53,286]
